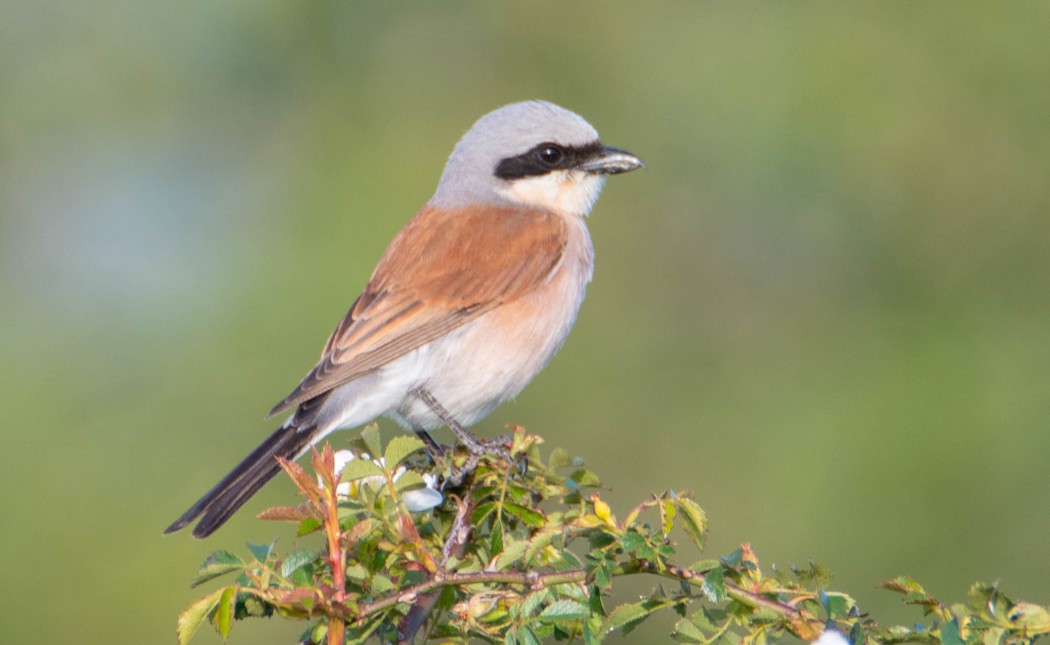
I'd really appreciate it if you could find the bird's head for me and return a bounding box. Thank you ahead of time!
[432,101,644,218]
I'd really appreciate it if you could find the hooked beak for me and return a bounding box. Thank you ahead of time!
[580,146,646,175]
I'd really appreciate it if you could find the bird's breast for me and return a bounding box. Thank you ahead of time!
[392,217,594,430]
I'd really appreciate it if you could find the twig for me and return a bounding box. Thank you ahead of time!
[351,559,804,633]
[396,493,475,643]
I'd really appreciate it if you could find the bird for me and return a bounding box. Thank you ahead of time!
[165,100,643,538]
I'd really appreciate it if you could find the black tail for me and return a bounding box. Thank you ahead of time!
[164,422,318,538]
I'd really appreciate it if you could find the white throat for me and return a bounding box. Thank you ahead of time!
[497,171,607,217]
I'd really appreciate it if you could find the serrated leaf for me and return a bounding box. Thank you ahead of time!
[503,502,545,528]
[393,470,426,493]
[620,531,646,555]
[276,457,322,501]
[940,618,964,645]
[601,601,652,634]
[384,435,424,468]
[345,562,368,581]
[593,561,611,588]
[518,626,541,645]
[341,457,384,481]
[539,599,590,621]
[675,498,707,551]
[280,549,318,578]
[548,447,573,470]
[701,566,727,603]
[297,516,322,536]
[522,529,551,560]
[210,586,237,640]
[190,551,244,588]
[371,574,395,595]
[490,519,504,557]
[361,424,382,458]
[660,498,676,537]
[821,591,850,618]
[518,590,549,619]
[472,501,497,525]
[495,538,527,571]
[246,541,275,563]
[256,504,314,523]
[720,549,742,568]
[693,607,724,632]
[672,616,706,642]
[177,587,227,645]
[571,469,601,487]
[346,517,379,545]
[849,621,866,645]
[880,576,926,595]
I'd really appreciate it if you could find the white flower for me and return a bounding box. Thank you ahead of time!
[812,628,849,645]
[403,473,443,512]
[321,449,443,512]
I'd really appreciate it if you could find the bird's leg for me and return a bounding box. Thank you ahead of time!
[415,387,513,462]
[414,429,447,459]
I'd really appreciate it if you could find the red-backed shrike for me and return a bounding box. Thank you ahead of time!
[166,101,643,538]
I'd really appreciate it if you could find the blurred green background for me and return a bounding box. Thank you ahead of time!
[3,3,1048,643]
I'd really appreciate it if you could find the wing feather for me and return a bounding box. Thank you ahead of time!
[268,205,567,417]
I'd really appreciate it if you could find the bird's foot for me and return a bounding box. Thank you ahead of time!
[415,387,528,483]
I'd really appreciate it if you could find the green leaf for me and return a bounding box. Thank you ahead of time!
[523,529,555,563]
[701,566,727,603]
[210,586,237,640]
[393,470,425,493]
[660,498,676,537]
[280,549,318,579]
[675,498,707,551]
[177,587,227,645]
[384,435,424,468]
[940,618,964,645]
[620,531,646,555]
[361,424,382,458]
[490,519,504,557]
[820,589,850,618]
[539,600,590,621]
[880,575,926,596]
[371,574,395,595]
[795,562,834,590]
[719,549,742,568]
[849,621,866,645]
[671,616,706,643]
[548,447,573,470]
[297,516,322,536]
[472,501,497,525]
[345,613,391,644]
[190,551,244,588]
[503,502,545,528]
[495,538,528,571]
[691,607,725,633]
[570,469,601,488]
[342,457,384,481]
[518,626,541,645]
[519,590,549,620]
[601,601,653,635]
[246,541,275,563]
[345,562,368,582]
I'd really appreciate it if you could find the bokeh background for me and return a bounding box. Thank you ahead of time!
[3,3,1048,643]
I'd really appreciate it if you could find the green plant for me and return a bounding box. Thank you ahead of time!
[177,426,1049,644]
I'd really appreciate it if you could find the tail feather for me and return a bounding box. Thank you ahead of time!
[164,422,318,538]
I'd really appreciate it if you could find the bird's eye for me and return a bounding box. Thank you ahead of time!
[538,144,564,165]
